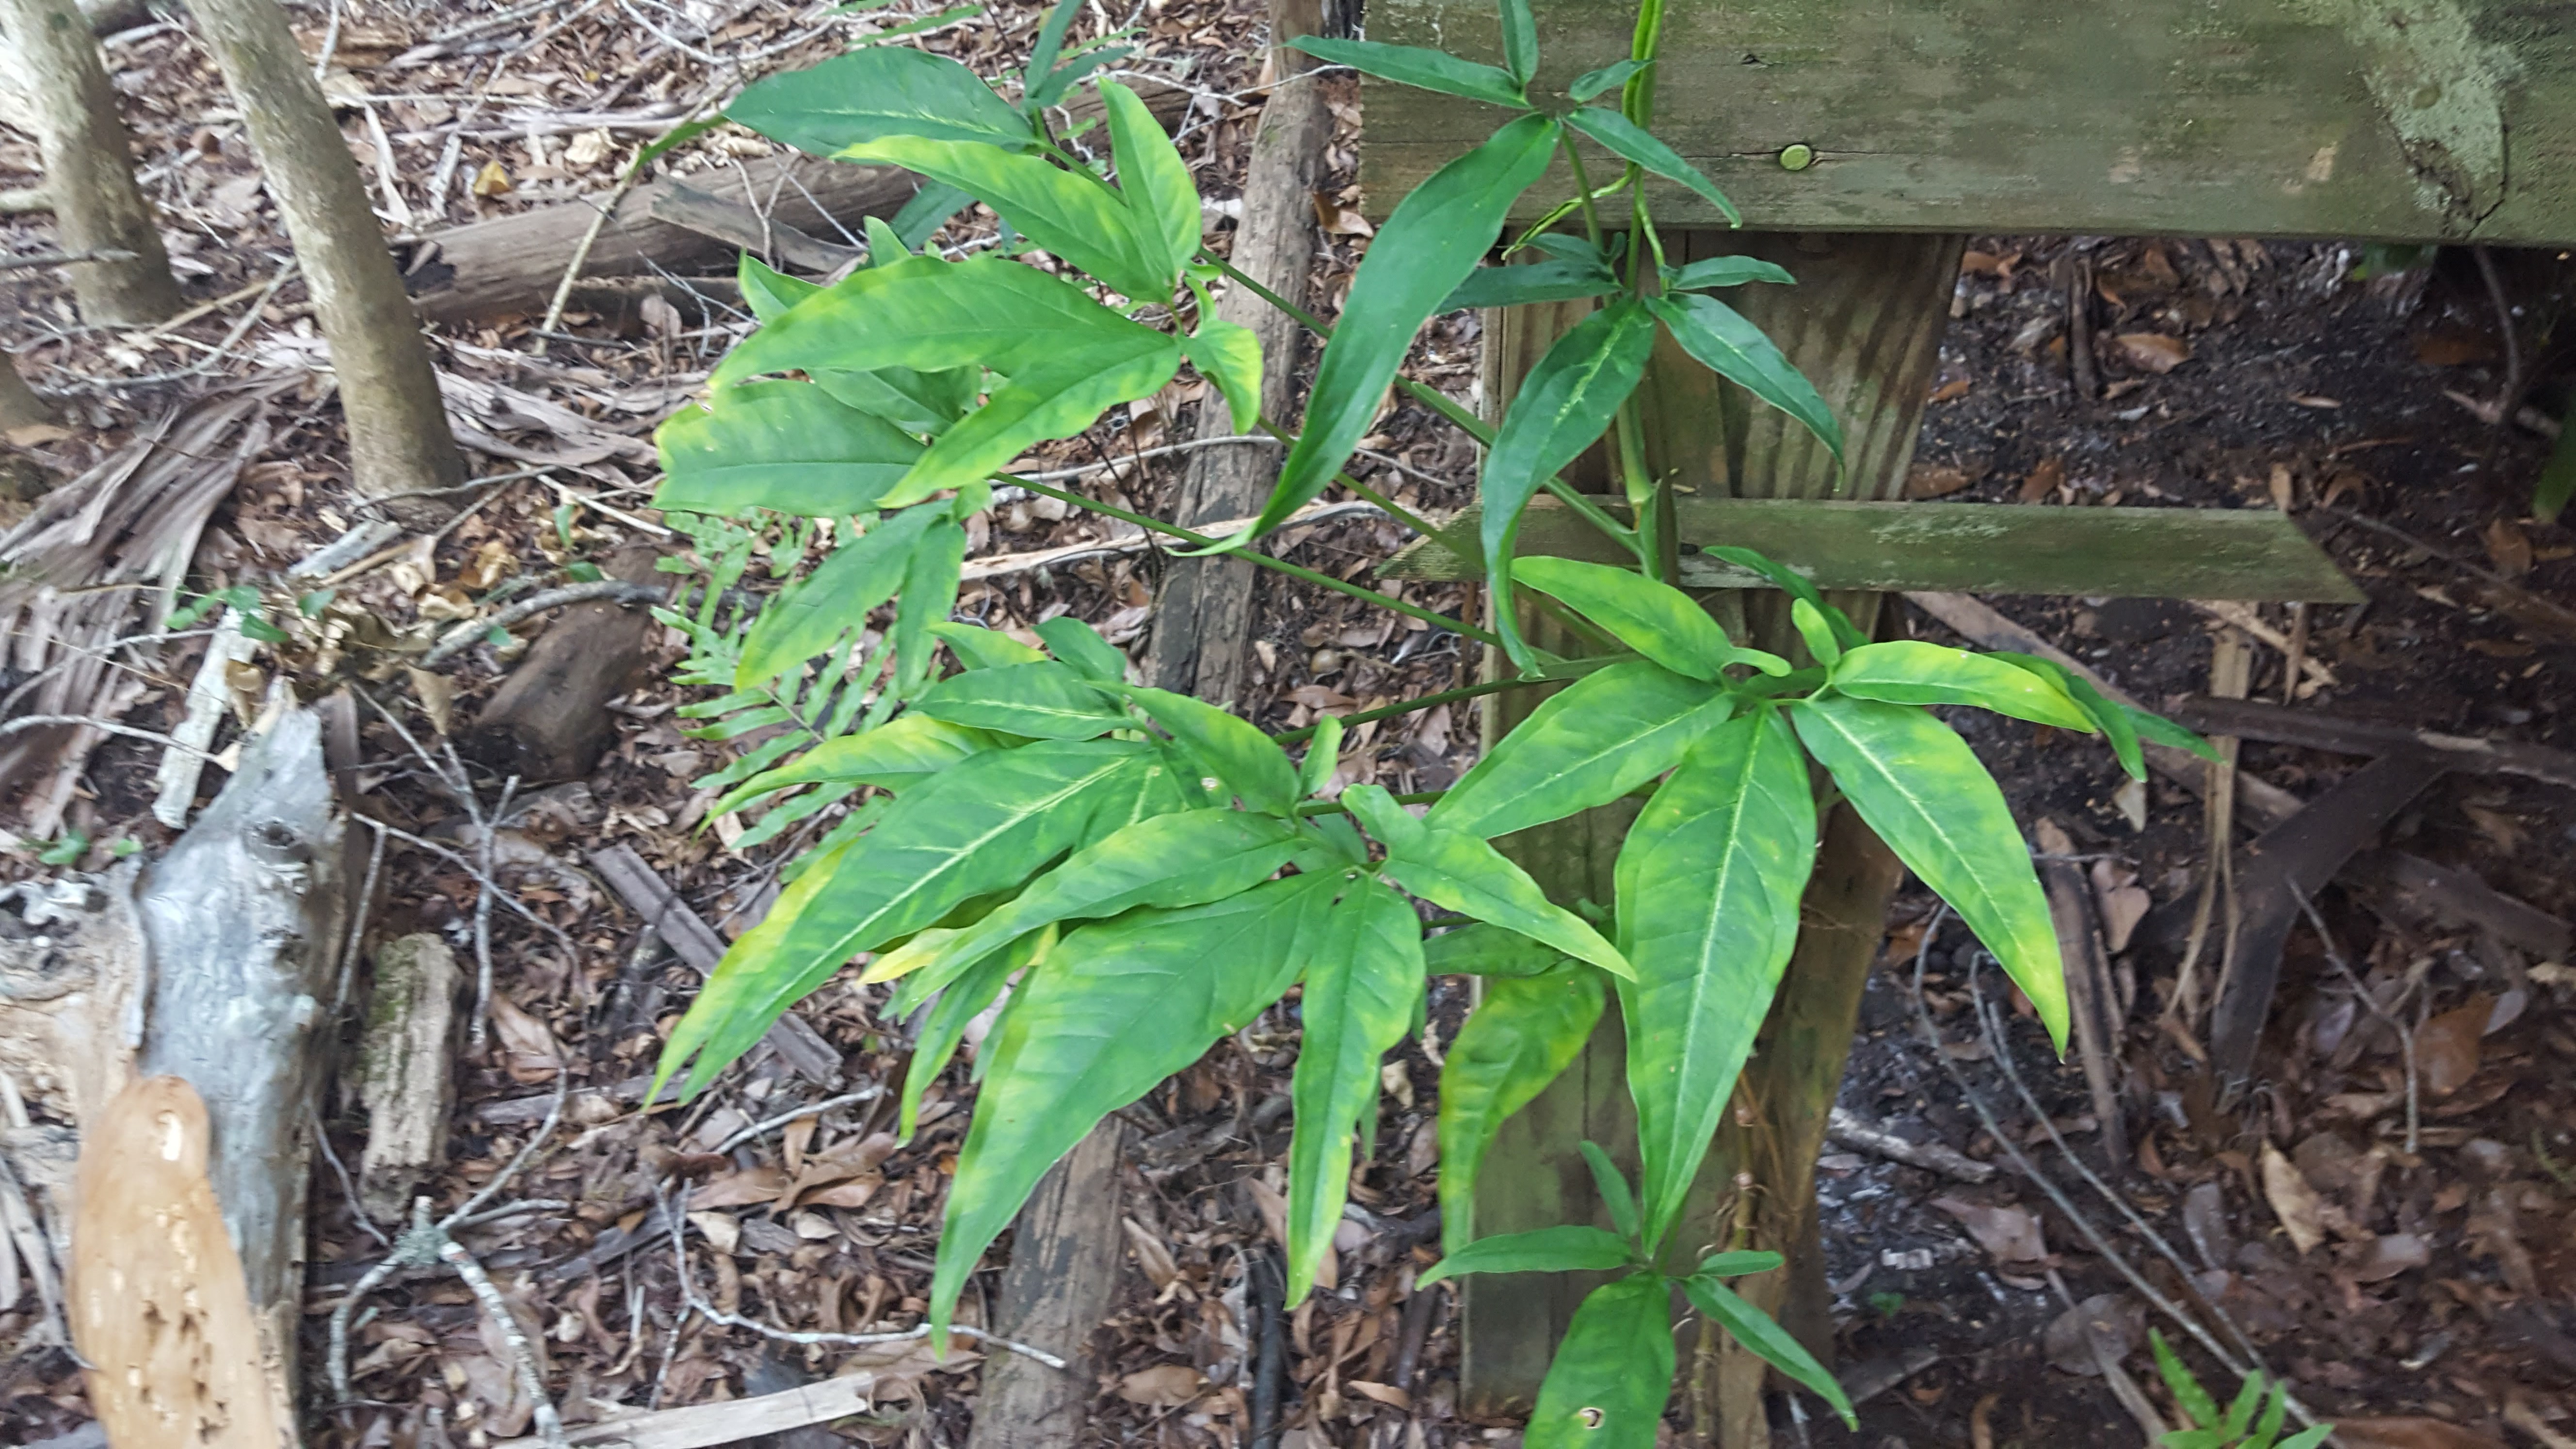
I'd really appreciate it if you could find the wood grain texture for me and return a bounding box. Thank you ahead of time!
[71,1076,288,1449]
[963,1122,1128,1449]
[1359,0,2576,244]
[1462,235,1957,1433]
[1384,497,2364,602]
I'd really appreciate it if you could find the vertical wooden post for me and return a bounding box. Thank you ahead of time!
[1460,233,1963,1437]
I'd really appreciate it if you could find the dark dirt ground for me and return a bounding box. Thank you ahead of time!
[1,3,2574,1446]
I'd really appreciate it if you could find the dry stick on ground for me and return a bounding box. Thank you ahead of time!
[0,0,179,322]
[185,0,465,520]
[2174,693,2576,791]
[2295,888,2420,1155]
[2035,818,2127,1171]
[420,580,664,668]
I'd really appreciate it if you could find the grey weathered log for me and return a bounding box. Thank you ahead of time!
[1141,0,1330,704]
[408,84,1187,325]
[0,0,180,322]
[356,932,460,1221]
[132,706,351,1407]
[185,0,463,516]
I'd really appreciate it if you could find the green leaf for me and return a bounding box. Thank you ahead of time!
[929,620,1047,668]
[815,360,980,438]
[1296,713,1344,798]
[1579,1141,1640,1244]
[1832,641,2096,731]
[1437,257,1619,311]
[1031,45,1135,111]
[1791,692,2067,1051]
[1698,1249,1784,1277]
[737,508,940,689]
[2537,403,2576,524]
[1697,544,1865,650]
[1181,310,1263,431]
[1285,876,1424,1301]
[890,179,974,248]
[1648,292,1844,461]
[2125,700,2225,762]
[1286,36,1528,108]
[1345,784,1629,978]
[1230,113,1559,545]
[1100,79,1199,282]
[1568,58,1648,103]
[1435,965,1601,1247]
[1429,660,1728,841]
[2151,1331,2221,1430]
[873,807,1303,1007]
[1526,1275,1674,1449]
[730,47,1031,153]
[1496,0,1537,81]
[739,253,820,322]
[1118,686,1301,817]
[713,256,1177,506]
[1614,709,1817,1253]
[1682,1274,1855,1426]
[1661,255,1796,291]
[1513,556,1772,681]
[915,660,1125,738]
[1020,0,1082,108]
[932,870,1345,1339]
[621,114,722,183]
[1416,1224,1631,1285]
[835,135,1174,299]
[1563,105,1739,225]
[1791,598,1844,668]
[1479,299,1658,667]
[2222,1372,2266,1437]
[2276,1428,2335,1449]
[1034,615,1129,684]
[657,740,1179,1095]
[897,927,1038,1136]
[1990,652,2144,780]
[892,519,966,696]
[656,381,925,517]
[1422,922,1567,978]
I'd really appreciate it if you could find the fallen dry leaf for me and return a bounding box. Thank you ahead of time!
[2260,1142,2326,1254]
[488,993,561,1081]
[2331,1417,2509,1449]
[1348,1381,1412,1410]
[1116,1364,1205,1408]
[2111,332,2190,373]
[690,1165,789,1210]
[471,158,514,197]
[1906,463,1977,499]
[2090,860,2151,951]
[2017,456,2066,504]
[2042,1293,2141,1376]
[1927,377,1972,404]
[1312,192,1372,237]
[1124,1218,1179,1289]
[2344,1231,2430,1283]
[1932,1196,2046,1267]
[2417,994,2491,1096]
[2484,517,2532,578]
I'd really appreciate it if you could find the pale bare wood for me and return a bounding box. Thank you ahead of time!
[184,0,463,517]
[0,0,179,322]
[491,1373,871,1449]
[357,933,461,1222]
[71,1076,286,1449]
[1142,0,1330,703]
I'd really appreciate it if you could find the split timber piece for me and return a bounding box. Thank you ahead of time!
[464,543,665,784]
[585,843,843,1086]
[1461,233,1960,1443]
[2171,694,2576,790]
[357,932,463,1221]
[1384,498,2363,605]
[964,1123,1128,1448]
[403,85,1188,326]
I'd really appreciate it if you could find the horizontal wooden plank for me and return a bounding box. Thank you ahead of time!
[1359,0,2576,244]
[1382,498,2365,602]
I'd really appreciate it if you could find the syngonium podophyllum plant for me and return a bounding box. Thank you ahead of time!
[646,0,2222,1436]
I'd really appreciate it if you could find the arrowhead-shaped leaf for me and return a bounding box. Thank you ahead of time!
[1614,709,1817,1253]
[1100,79,1200,282]
[932,870,1346,1339]
[1435,964,1601,1248]
[655,381,925,517]
[1286,877,1424,1300]
[1232,113,1559,544]
[1429,660,1729,841]
[1117,686,1302,817]
[1526,1275,1674,1449]
[1682,1274,1856,1426]
[1791,692,2067,1051]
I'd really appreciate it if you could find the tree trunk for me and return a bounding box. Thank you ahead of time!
[0,0,179,323]
[0,352,55,430]
[1460,234,1963,1440]
[1140,0,1329,702]
[185,0,463,517]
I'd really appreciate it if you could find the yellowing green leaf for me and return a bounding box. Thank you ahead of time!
[1285,876,1424,1301]
[1436,966,1601,1249]
[655,381,924,517]
[1345,784,1628,978]
[1649,291,1843,461]
[835,134,1175,299]
[1429,660,1728,842]
[914,660,1126,738]
[1833,641,2096,731]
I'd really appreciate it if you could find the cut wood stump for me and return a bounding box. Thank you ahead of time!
[466,544,665,784]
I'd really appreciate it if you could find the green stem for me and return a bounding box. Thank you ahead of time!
[1000,473,1504,647]
[1208,253,1642,557]
[1560,133,1606,249]
[1272,657,1621,743]
[1613,402,1667,581]
[1296,789,1448,817]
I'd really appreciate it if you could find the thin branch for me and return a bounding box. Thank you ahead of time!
[2295,888,2418,1155]
[0,714,222,760]
[420,580,663,668]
